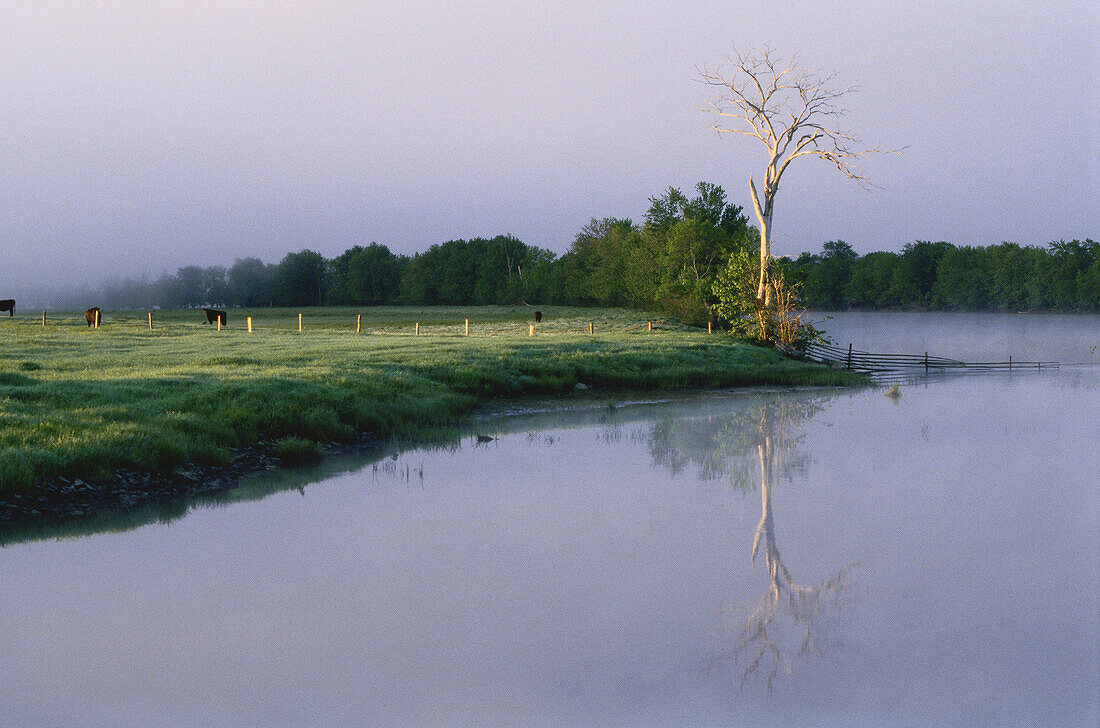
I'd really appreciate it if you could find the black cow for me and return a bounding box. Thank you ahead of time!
[534,310,542,323]
[0,299,13,317]
[203,308,227,325]
[84,307,101,327]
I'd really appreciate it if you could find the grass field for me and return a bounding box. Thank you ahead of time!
[0,305,861,493]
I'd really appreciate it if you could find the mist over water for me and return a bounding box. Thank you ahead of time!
[809,310,1100,365]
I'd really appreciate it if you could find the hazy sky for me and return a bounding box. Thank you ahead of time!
[1,1,1097,304]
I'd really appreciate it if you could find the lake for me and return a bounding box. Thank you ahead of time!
[1,313,1097,727]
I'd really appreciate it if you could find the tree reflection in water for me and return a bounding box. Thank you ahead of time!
[642,393,857,692]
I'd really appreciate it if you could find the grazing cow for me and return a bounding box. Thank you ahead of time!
[0,299,13,316]
[84,307,100,327]
[203,308,227,325]
[534,310,542,323]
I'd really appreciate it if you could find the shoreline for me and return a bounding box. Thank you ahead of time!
[0,381,862,535]
[1,310,866,532]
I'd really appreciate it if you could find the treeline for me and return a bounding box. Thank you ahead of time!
[777,239,1100,311]
[64,186,1096,317]
[76,237,559,312]
[72,182,755,326]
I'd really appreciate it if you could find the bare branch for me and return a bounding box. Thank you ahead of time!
[701,48,902,306]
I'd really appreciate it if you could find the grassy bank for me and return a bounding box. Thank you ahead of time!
[0,306,860,493]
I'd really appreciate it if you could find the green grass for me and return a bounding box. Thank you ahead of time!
[0,305,861,493]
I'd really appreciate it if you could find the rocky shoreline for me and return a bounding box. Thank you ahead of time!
[0,433,379,530]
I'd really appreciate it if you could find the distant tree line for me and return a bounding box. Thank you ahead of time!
[64,187,1096,318]
[777,239,1100,311]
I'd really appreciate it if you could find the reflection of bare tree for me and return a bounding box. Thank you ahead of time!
[705,399,857,692]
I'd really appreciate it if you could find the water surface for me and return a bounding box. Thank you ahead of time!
[2,316,1098,727]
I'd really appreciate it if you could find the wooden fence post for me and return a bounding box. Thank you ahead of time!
[529,324,534,336]
[707,321,712,334]
[298,313,303,332]
[465,318,469,337]
[148,312,153,330]
[42,311,46,326]
[1008,355,1012,372]
[648,321,653,332]
[356,314,361,334]
[847,343,853,370]
[415,322,420,336]
[589,322,594,335]
[217,317,221,332]
[95,309,100,328]
[924,351,928,372]
[247,316,253,333]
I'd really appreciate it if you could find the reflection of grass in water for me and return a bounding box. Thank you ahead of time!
[274,436,324,465]
[0,306,861,493]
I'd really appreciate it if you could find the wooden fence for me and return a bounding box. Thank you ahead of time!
[801,340,1059,374]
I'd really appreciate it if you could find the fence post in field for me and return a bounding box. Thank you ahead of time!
[649,321,653,333]
[217,317,221,332]
[465,318,469,337]
[847,343,853,370]
[415,322,420,336]
[298,313,303,332]
[924,351,928,372]
[42,311,46,326]
[148,312,153,330]
[707,321,711,334]
[247,316,253,333]
[1008,355,1012,371]
[95,309,100,328]
[529,324,534,336]
[356,314,361,334]
[589,322,594,335]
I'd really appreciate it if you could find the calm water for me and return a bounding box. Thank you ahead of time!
[1,314,1098,727]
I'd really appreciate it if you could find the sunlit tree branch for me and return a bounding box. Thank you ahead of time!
[700,47,900,307]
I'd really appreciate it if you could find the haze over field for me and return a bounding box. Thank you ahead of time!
[1,0,1096,306]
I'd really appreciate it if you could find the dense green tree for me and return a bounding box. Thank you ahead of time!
[275,250,327,307]
[201,266,229,306]
[165,266,205,308]
[1076,240,1100,308]
[328,243,403,305]
[889,241,955,307]
[1044,239,1097,308]
[655,218,734,324]
[985,243,1044,310]
[844,252,900,308]
[398,251,438,305]
[802,240,857,309]
[560,218,638,307]
[228,258,277,307]
[931,246,990,309]
[473,235,528,304]
[514,245,562,304]
[646,182,754,325]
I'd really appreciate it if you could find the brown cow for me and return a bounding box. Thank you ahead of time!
[534,310,542,323]
[203,308,227,325]
[0,299,13,316]
[84,307,101,327]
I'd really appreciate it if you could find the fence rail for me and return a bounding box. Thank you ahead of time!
[801,340,1059,373]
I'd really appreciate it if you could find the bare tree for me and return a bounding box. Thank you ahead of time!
[701,48,894,306]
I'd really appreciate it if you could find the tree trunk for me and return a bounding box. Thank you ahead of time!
[749,175,774,307]
[757,217,772,307]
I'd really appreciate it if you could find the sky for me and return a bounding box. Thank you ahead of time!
[1,0,1097,305]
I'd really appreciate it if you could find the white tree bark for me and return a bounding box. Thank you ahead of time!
[701,48,897,308]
